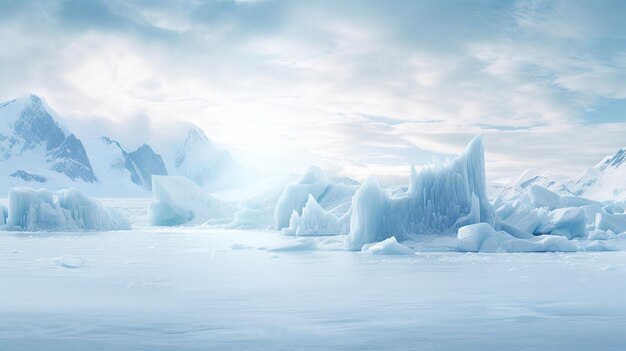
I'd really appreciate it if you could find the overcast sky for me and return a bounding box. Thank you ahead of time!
[2,0,626,183]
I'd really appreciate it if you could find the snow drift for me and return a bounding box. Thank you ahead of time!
[346,135,495,250]
[149,176,236,226]
[4,187,129,231]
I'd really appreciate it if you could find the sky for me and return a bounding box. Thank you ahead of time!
[1,0,626,184]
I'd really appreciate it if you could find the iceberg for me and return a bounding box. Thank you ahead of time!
[284,195,347,236]
[595,211,626,234]
[528,184,561,210]
[495,184,596,238]
[273,167,357,230]
[361,237,415,255]
[346,135,494,250]
[229,204,272,230]
[4,187,129,231]
[535,207,587,239]
[273,166,329,229]
[149,176,236,226]
[225,178,292,230]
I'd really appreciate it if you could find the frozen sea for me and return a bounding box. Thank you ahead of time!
[1,199,626,350]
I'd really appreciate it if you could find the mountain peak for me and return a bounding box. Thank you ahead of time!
[599,148,626,171]
[0,94,97,183]
[25,94,43,106]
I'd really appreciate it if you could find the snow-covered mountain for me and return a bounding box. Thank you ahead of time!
[101,137,167,191]
[496,168,573,203]
[500,148,626,203]
[0,94,248,196]
[566,148,626,201]
[0,95,96,184]
[174,126,250,192]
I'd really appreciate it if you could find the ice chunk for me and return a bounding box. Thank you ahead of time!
[55,255,87,268]
[361,237,415,255]
[559,195,600,208]
[284,195,346,236]
[229,206,269,229]
[346,136,494,250]
[5,187,130,231]
[149,176,236,226]
[595,211,626,234]
[498,203,548,233]
[602,202,625,215]
[535,207,587,239]
[224,171,356,231]
[588,230,610,240]
[316,182,358,218]
[528,185,560,210]
[458,223,578,252]
[1,204,7,224]
[273,166,329,229]
[497,221,535,239]
[496,184,597,238]
[266,238,318,251]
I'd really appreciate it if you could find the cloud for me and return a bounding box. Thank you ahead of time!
[1,0,626,183]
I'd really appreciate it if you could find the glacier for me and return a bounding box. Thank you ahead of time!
[3,187,129,231]
[346,135,494,250]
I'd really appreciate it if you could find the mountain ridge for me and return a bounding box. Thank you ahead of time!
[0,94,248,196]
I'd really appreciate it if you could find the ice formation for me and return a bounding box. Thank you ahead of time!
[497,169,573,203]
[534,207,586,239]
[457,223,579,252]
[495,184,605,239]
[4,187,130,231]
[346,136,494,250]
[273,166,330,229]
[595,212,626,234]
[266,237,318,252]
[224,176,298,230]
[361,237,415,255]
[1,204,7,224]
[283,195,347,236]
[149,176,236,226]
[273,167,357,230]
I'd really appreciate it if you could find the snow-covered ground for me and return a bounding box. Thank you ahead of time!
[1,200,626,350]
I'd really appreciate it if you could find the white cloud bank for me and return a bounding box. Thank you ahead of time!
[1,0,626,183]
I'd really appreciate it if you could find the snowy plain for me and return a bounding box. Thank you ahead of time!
[2,199,626,351]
